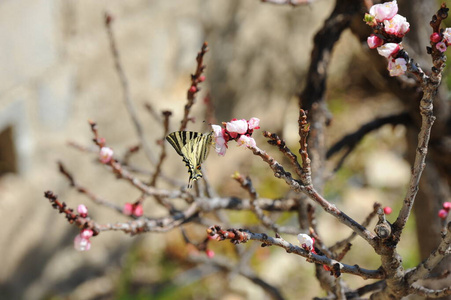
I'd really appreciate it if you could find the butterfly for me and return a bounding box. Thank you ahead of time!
[166,131,213,188]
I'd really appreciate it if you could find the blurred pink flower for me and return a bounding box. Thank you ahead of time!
[77,204,88,217]
[212,124,227,156]
[74,234,91,251]
[99,147,113,163]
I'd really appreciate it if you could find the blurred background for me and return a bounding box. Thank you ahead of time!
[0,0,446,299]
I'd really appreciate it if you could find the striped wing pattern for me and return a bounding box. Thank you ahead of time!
[166,131,213,188]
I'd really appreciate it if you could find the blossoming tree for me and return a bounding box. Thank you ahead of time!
[45,1,451,299]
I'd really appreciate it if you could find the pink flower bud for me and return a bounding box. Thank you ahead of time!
[206,249,215,258]
[430,32,442,43]
[367,34,384,49]
[80,229,94,239]
[99,147,113,164]
[438,209,448,220]
[199,75,206,82]
[443,202,451,212]
[133,204,144,217]
[123,203,133,215]
[369,0,398,22]
[74,234,91,251]
[383,206,392,215]
[436,41,447,53]
[77,204,88,217]
[189,86,197,93]
[297,233,314,251]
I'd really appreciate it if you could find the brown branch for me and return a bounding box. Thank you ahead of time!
[150,110,172,186]
[104,12,157,165]
[406,221,451,284]
[179,42,209,131]
[326,113,411,172]
[207,225,384,279]
[58,162,123,213]
[392,4,448,243]
[234,174,296,233]
[408,284,451,298]
[264,131,303,179]
[330,202,381,252]
[249,145,377,247]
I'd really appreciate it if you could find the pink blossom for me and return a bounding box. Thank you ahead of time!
[436,41,447,53]
[387,58,407,77]
[74,234,91,251]
[99,147,113,163]
[443,28,451,44]
[226,119,248,138]
[133,204,143,217]
[212,124,227,156]
[123,203,133,215]
[297,233,314,251]
[369,0,398,22]
[77,204,88,217]
[377,43,400,58]
[237,135,256,148]
[383,206,392,215]
[247,117,260,130]
[438,209,448,220]
[367,35,383,49]
[80,229,93,239]
[383,14,410,37]
[443,202,451,212]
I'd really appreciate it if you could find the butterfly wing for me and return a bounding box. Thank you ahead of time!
[166,131,213,188]
[166,131,202,157]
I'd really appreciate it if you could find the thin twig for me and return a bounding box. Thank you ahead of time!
[104,12,157,165]
[179,42,209,131]
[58,162,123,213]
[406,221,451,284]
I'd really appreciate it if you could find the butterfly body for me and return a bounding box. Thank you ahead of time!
[166,131,213,188]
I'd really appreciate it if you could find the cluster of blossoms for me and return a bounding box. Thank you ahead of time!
[123,202,144,217]
[431,28,451,53]
[438,202,451,220]
[212,117,260,156]
[74,205,94,251]
[365,0,410,76]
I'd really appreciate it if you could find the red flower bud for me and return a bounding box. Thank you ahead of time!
[438,209,448,220]
[430,32,442,43]
[443,202,451,212]
[383,206,392,215]
[189,86,197,93]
